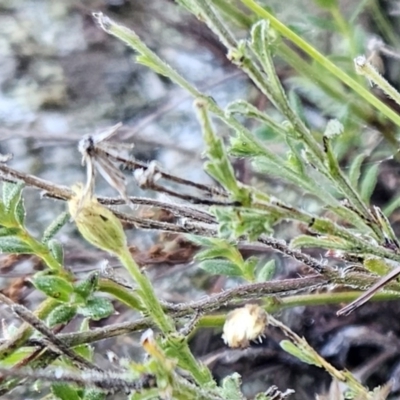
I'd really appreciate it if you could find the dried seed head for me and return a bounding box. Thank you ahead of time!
[78,123,134,207]
[68,184,127,256]
[222,304,267,348]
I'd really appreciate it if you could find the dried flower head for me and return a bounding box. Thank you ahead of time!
[222,304,267,348]
[68,184,127,256]
[78,122,134,206]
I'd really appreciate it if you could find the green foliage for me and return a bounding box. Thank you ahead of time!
[78,297,115,321]
[47,304,78,327]
[3,1,400,399]
[51,382,81,400]
[74,273,99,302]
[256,259,276,282]
[42,211,69,244]
[32,274,74,302]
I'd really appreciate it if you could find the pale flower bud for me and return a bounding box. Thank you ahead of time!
[222,304,267,348]
[68,184,127,256]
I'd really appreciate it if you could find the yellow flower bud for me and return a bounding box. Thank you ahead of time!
[222,304,267,348]
[68,184,127,256]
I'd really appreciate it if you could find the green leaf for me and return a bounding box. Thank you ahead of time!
[0,226,21,237]
[364,257,391,276]
[199,259,242,277]
[47,304,77,327]
[14,196,25,226]
[136,55,168,76]
[0,236,33,254]
[360,163,379,203]
[79,297,114,321]
[2,181,24,212]
[242,256,258,281]
[74,343,94,362]
[2,181,25,226]
[74,272,99,302]
[288,90,307,125]
[229,132,265,157]
[256,260,276,282]
[219,373,244,400]
[280,340,321,366]
[48,239,64,264]
[348,153,367,188]
[83,389,106,400]
[290,234,351,250]
[42,211,70,244]
[187,235,218,247]
[0,347,36,367]
[51,382,81,400]
[32,274,73,302]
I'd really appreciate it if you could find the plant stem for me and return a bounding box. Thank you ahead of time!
[117,246,213,385]
[97,278,145,311]
[0,298,58,360]
[240,0,400,128]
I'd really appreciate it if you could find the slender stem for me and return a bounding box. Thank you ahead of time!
[97,278,145,311]
[355,55,400,107]
[117,246,213,385]
[240,0,400,128]
[0,298,58,360]
[117,247,174,333]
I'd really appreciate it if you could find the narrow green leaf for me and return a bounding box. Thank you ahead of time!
[136,55,169,76]
[290,234,350,250]
[288,90,307,125]
[0,227,20,237]
[74,343,94,362]
[74,273,99,302]
[42,211,70,244]
[242,256,258,281]
[0,236,33,254]
[48,239,64,264]
[257,259,276,282]
[360,164,379,203]
[14,196,25,226]
[32,275,73,302]
[187,235,217,247]
[348,153,366,188]
[79,297,114,321]
[280,340,320,366]
[195,247,237,262]
[0,347,36,367]
[51,382,81,400]
[2,181,24,211]
[47,304,77,327]
[199,259,242,277]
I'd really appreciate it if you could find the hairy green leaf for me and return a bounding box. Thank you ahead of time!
[79,297,114,321]
[42,211,70,244]
[51,382,81,400]
[280,340,320,366]
[32,274,73,302]
[0,236,33,254]
[48,304,77,327]
[257,259,276,282]
[199,259,242,277]
[48,239,64,264]
[360,164,379,204]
